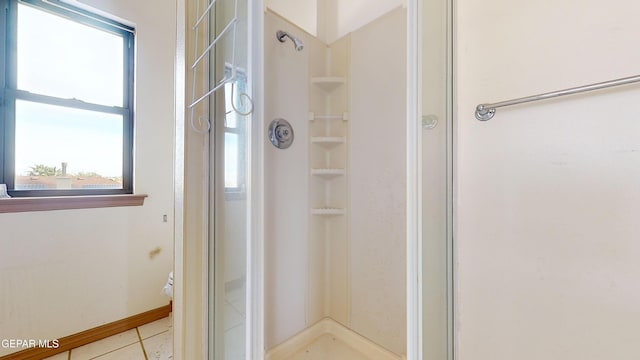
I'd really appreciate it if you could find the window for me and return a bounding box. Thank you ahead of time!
[1,0,134,197]
[223,67,248,198]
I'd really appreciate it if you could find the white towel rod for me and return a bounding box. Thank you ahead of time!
[192,0,217,30]
[191,17,238,70]
[475,74,640,121]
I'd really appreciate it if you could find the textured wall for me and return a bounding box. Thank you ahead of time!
[349,8,407,356]
[264,11,317,349]
[456,0,640,358]
[266,0,404,43]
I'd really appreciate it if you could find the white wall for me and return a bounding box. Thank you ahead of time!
[266,0,403,44]
[349,8,406,355]
[266,0,317,36]
[0,0,175,355]
[456,0,640,359]
[329,0,403,43]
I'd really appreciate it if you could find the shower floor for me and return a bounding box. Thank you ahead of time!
[266,318,402,360]
[283,333,370,360]
[283,334,371,360]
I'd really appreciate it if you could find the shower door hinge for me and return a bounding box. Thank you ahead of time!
[422,114,439,129]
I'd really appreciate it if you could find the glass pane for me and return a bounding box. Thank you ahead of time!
[223,71,250,129]
[210,4,250,358]
[224,82,237,128]
[421,0,451,359]
[14,100,123,191]
[17,3,124,107]
[224,73,249,191]
[224,132,239,188]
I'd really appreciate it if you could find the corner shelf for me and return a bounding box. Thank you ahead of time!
[310,77,346,92]
[310,207,346,216]
[308,112,349,121]
[311,137,345,147]
[311,168,346,178]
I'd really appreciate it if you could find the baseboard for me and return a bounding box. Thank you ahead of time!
[265,317,402,360]
[0,302,172,360]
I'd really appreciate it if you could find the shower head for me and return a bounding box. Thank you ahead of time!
[276,30,304,51]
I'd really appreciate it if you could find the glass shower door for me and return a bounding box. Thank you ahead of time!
[420,0,453,359]
[209,75,249,360]
[207,0,251,358]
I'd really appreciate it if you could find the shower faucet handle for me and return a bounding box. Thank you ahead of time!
[268,118,295,149]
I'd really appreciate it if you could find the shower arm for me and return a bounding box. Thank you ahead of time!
[276,30,304,51]
[276,30,291,42]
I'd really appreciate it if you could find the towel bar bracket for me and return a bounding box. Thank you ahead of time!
[475,105,495,121]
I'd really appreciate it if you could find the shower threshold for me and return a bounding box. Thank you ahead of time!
[265,318,403,360]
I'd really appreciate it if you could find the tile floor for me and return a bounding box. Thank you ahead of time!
[223,286,246,360]
[41,286,245,360]
[43,316,173,360]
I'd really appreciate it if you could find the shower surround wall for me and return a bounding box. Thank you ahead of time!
[348,9,406,353]
[264,7,406,356]
[265,11,316,347]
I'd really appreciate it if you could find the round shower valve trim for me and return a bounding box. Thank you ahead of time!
[269,118,295,149]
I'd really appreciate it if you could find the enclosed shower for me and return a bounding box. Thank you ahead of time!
[183,0,450,359]
[263,4,407,358]
[182,0,640,358]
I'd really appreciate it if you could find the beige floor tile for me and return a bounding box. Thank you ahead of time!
[93,343,146,360]
[138,316,172,339]
[142,329,173,360]
[43,352,69,360]
[70,329,139,360]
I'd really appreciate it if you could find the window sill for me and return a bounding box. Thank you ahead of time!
[0,194,147,214]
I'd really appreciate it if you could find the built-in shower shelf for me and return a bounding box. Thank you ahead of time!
[308,112,349,121]
[311,137,345,147]
[311,77,346,91]
[311,207,346,216]
[311,168,346,178]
